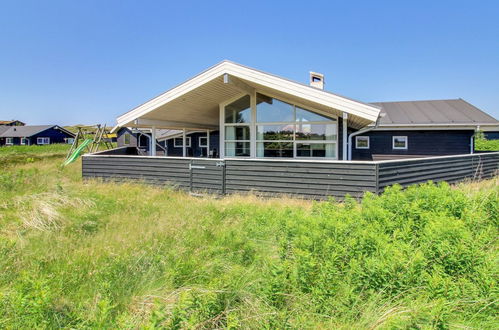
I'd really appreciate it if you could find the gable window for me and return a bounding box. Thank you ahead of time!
[21,137,28,145]
[124,133,131,145]
[37,137,50,145]
[174,137,191,147]
[256,93,337,158]
[6,137,13,145]
[199,136,208,147]
[355,136,370,149]
[392,136,408,150]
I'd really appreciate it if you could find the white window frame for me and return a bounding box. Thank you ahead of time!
[21,137,28,145]
[123,133,131,145]
[37,137,50,145]
[355,136,370,149]
[255,92,338,159]
[174,137,191,148]
[199,136,208,147]
[6,137,13,145]
[65,138,74,145]
[392,136,408,150]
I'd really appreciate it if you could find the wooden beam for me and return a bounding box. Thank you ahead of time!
[223,73,255,95]
[133,118,217,130]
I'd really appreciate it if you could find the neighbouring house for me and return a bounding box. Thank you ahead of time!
[83,61,498,199]
[0,120,25,126]
[0,125,76,146]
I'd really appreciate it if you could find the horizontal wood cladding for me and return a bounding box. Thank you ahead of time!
[82,152,499,200]
[378,153,499,189]
[224,159,377,198]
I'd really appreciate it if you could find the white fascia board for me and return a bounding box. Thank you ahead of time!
[117,61,380,127]
[370,124,499,131]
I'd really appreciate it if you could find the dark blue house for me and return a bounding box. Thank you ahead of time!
[0,125,75,146]
[350,99,499,160]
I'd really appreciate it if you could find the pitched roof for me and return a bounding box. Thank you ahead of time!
[0,126,9,136]
[0,120,24,125]
[371,99,499,127]
[0,125,75,138]
[116,60,381,130]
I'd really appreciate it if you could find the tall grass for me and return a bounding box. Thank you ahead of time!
[0,144,70,167]
[0,155,497,328]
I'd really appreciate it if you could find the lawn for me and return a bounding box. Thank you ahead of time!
[0,149,498,328]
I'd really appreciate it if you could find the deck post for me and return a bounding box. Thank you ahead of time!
[206,129,210,157]
[151,126,156,156]
[342,113,348,160]
[182,128,187,157]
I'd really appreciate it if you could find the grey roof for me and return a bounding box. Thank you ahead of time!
[0,125,61,137]
[371,99,499,126]
[0,126,9,136]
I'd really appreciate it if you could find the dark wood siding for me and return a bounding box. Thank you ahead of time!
[352,130,474,160]
[378,153,499,189]
[224,159,376,199]
[82,152,499,200]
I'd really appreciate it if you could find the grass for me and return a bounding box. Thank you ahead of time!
[0,144,70,167]
[0,151,498,328]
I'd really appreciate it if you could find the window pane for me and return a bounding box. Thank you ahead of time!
[296,143,336,158]
[256,125,294,140]
[256,93,294,122]
[296,107,335,122]
[225,126,250,140]
[295,123,337,140]
[225,95,251,124]
[393,137,407,148]
[225,142,250,157]
[356,137,369,148]
[256,142,293,157]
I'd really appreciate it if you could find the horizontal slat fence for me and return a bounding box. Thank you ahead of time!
[82,151,499,199]
[224,160,376,199]
[377,152,499,190]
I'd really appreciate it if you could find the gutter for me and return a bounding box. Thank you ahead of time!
[347,114,385,160]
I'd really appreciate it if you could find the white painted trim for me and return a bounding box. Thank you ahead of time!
[372,124,499,130]
[116,61,380,127]
[6,137,13,145]
[342,113,348,160]
[392,136,408,150]
[199,135,208,147]
[83,151,499,165]
[174,136,191,148]
[355,136,370,149]
[37,137,50,145]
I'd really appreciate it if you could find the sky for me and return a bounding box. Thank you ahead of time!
[0,0,498,126]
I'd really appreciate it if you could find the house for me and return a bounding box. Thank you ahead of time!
[115,61,498,161]
[0,125,76,146]
[83,61,498,199]
[351,99,499,160]
[0,120,25,126]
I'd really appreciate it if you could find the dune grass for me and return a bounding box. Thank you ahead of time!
[0,154,498,328]
[0,144,70,167]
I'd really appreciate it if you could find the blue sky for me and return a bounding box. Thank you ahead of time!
[1,0,498,126]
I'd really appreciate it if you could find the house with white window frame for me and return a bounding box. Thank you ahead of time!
[83,61,498,199]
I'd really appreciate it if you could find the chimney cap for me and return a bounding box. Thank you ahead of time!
[309,72,325,89]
